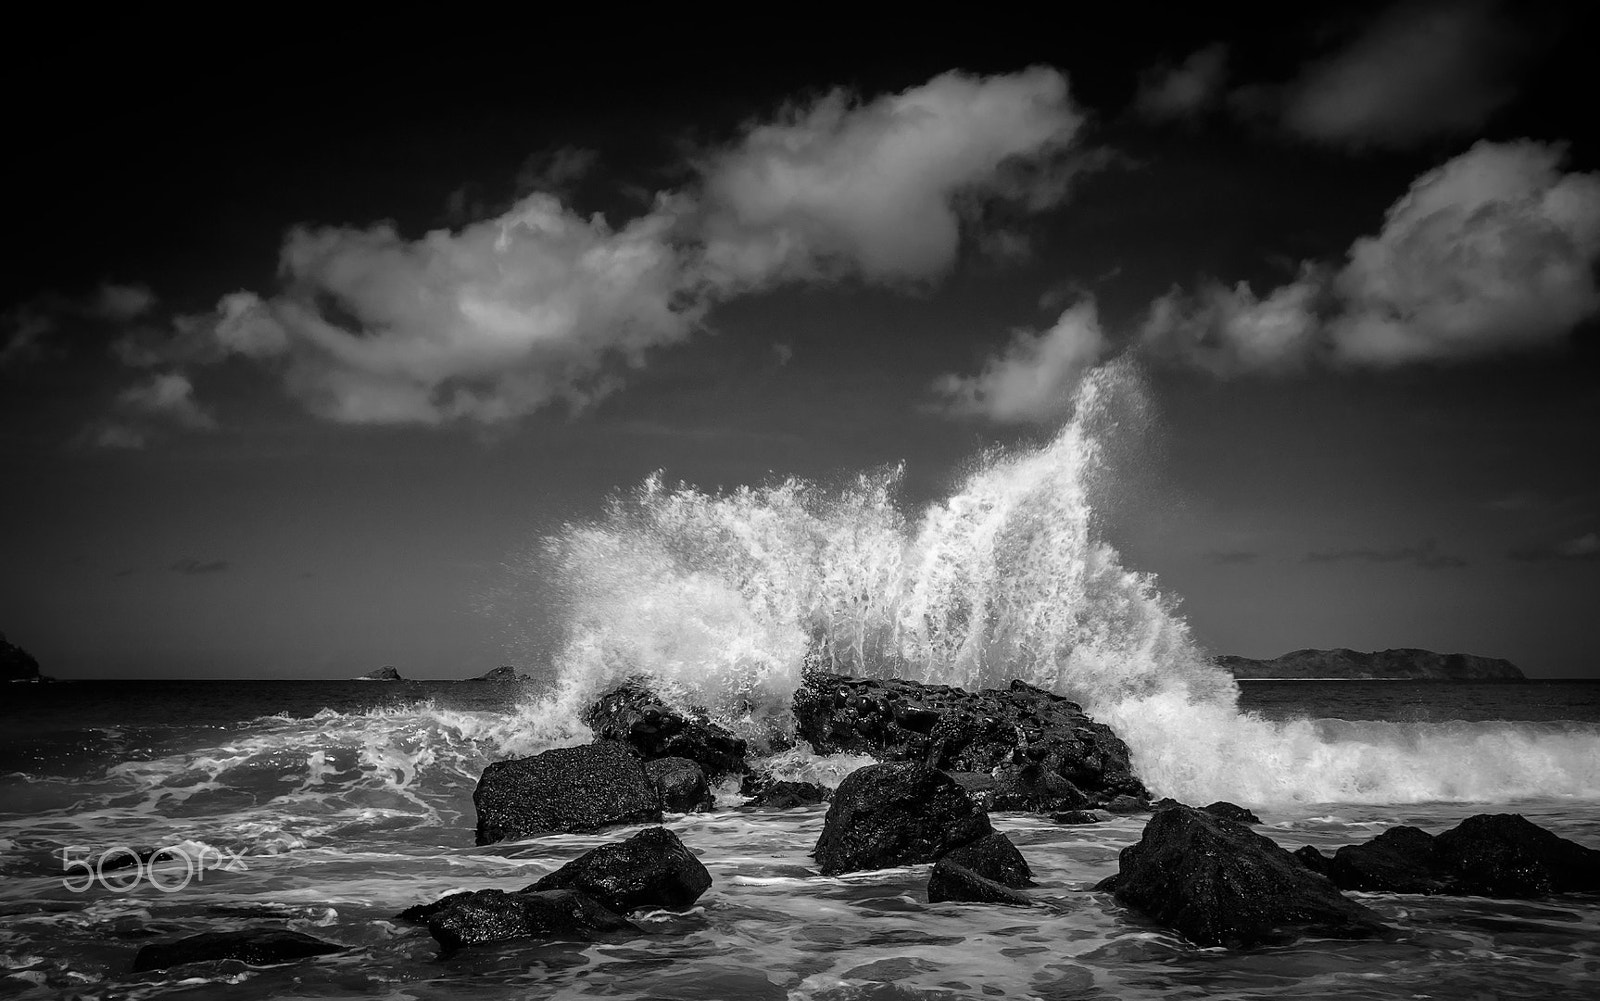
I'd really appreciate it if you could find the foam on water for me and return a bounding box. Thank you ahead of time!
[518,362,1600,807]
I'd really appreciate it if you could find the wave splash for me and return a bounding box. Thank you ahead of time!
[530,364,1600,806]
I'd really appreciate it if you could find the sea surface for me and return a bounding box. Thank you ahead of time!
[1,679,1597,1000]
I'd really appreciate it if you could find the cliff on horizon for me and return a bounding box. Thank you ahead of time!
[1217,648,1525,681]
[1,632,42,682]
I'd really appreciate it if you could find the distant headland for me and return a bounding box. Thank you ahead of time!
[1,633,47,682]
[1217,648,1525,682]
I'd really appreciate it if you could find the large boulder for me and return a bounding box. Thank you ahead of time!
[942,831,1032,888]
[643,757,714,813]
[420,888,635,954]
[131,928,343,972]
[794,674,1146,809]
[1433,814,1600,897]
[473,741,662,845]
[1326,825,1457,894]
[1098,806,1387,949]
[585,681,749,780]
[928,860,1032,906]
[814,762,992,876]
[524,826,712,913]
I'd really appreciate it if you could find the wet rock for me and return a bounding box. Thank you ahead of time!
[814,762,992,876]
[423,888,635,954]
[585,680,749,780]
[1328,825,1456,894]
[942,831,1032,888]
[928,859,1033,906]
[1433,813,1600,897]
[1051,810,1105,825]
[643,757,713,813]
[131,928,343,972]
[1097,805,1387,949]
[1293,845,1332,877]
[741,775,829,808]
[947,771,997,809]
[473,740,661,845]
[1103,794,1150,814]
[1202,801,1261,825]
[524,826,712,913]
[793,674,1147,811]
[990,763,1088,812]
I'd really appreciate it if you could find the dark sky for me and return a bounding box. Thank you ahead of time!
[4,3,1598,678]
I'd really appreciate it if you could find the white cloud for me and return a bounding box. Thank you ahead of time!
[934,299,1109,423]
[1139,141,1600,372]
[116,372,216,430]
[696,67,1086,288]
[1135,45,1228,123]
[1275,1,1520,149]
[2,282,156,367]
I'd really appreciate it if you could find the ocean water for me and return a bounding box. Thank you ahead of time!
[4,366,1598,998]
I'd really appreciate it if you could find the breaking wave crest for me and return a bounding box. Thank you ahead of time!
[527,363,1600,806]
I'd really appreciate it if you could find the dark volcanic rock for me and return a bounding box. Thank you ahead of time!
[928,859,1033,906]
[356,665,403,681]
[741,775,829,808]
[1103,794,1151,814]
[1097,806,1387,949]
[1202,801,1261,825]
[814,762,992,876]
[1328,825,1457,894]
[990,763,1088,812]
[793,674,1146,810]
[1433,813,1600,897]
[1052,810,1105,825]
[644,757,714,813]
[525,826,712,913]
[1,633,41,682]
[472,665,528,682]
[131,928,343,972]
[585,681,749,780]
[1293,845,1332,877]
[423,888,635,954]
[473,740,662,844]
[943,831,1032,888]
[1217,648,1524,682]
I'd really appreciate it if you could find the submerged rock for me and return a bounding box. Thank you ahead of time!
[131,928,343,972]
[644,757,714,813]
[928,859,1032,906]
[473,740,661,844]
[942,831,1032,888]
[794,674,1147,810]
[355,665,402,681]
[814,762,992,876]
[422,888,635,954]
[1098,805,1387,949]
[525,826,712,913]
[1051,810,1105,825]
[741,775,829,808]
[585,681,749,780]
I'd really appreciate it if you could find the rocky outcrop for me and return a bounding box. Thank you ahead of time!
[793,674,1147,810]
[1217,648,1525,682]
[1153,798,1262,824]
[417,888,635,954]
[813,762,992,876]
[927,860,1032,906]
[524,826,712,913]
[643,757,714,813]
[942,831,1032,888]
[356,665,403,681]
[131,928,343,972]
[472,665,529,682]
[741,775,829,808]
[473,741,662,844]
[1305,814,1600,898]
[1098,806,1387,949]
[1,633,41,682]
[585,681,749,780]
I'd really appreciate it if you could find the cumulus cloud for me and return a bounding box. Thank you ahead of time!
[126,68,1087,427]
[1135,44,1228,123]
[2,283,156,366]
[117,372,216,430]
[1140,140,1600,372]
[1305,539,1467,570]
[1270,1,1523,149]
[933,299,1109,423]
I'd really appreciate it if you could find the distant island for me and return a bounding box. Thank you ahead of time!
[1217,648,1525,682]
[1,632,46,682]
[470,666,530,682]
[355,666,404,682]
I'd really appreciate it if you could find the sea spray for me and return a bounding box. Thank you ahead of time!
[526,365,1600,806]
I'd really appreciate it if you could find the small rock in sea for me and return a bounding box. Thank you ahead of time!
[814,762,992,876]
[131,928,343,973]
[1327,825,1457,894]
[472,665,528,682]
[942,831,1033,888]
[422,888,635,954]
[1097,805,1388,949]
[946,771,997,810]
[355,665,403,681]
[1051,810,1105,825]
[1102,794,1150,814]
[473,740,661,845]
[585,681,749,780]
[928,859,1033,906]
[742,776,829,808]
[1293,844,1332,877]
[525,826,712,913]
[644,757,714,813]
[1202,801,1262,825]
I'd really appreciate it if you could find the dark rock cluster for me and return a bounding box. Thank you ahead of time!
[474,740,663,844]
[584,680,749,781]
[131,928,343,972]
